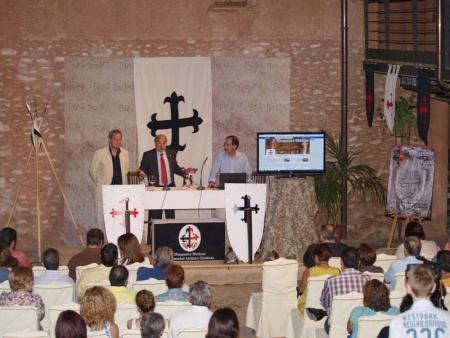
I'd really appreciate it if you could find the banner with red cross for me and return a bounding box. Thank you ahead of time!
[364,62,376,127]
[383,64,401,134]
[417,68,433,145]
[103,185,145,246]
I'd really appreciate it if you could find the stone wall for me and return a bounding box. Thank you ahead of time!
[0,0,447,262]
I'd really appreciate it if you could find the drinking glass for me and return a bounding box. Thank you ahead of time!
[149,175,156,190]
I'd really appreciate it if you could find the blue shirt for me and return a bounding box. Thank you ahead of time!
[208,151,252,184]
[349,306,399,338]
[157,288,189,302]
[136,267,165,281]
[384,256,422,290]
[0,268,10,283]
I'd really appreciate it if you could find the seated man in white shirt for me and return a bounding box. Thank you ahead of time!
[169,280,213,338]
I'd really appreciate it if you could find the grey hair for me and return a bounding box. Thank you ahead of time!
[404,236,421,257]
[189,280,212,306]
[140,312,165,338]
[108,129,122,139]
[320,224,336,240]
[154,246,173,269]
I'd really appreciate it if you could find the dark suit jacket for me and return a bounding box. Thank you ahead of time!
[139,148,184,187]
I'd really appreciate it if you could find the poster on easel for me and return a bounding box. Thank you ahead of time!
[385,145,436,219]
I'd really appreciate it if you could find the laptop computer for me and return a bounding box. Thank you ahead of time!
[217,172,247,189]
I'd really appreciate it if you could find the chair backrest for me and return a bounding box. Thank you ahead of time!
[34,283,75,332]
[394,272,406,291]
[87,332,109,338]
[389,289,406,309]
[362,272,384,282]
[48,302,80,338]
[251,171,267,184]
[305,275,333,308]
[374,254,397,273]
[176,327,208,338]
[0,306,39,338]
[0,279,11,292]
[3,328,50,338]
[357,312,395,338]
[76,263,99,280]
[131,278,168,296]
[115,302,140,335]
[126,262,153,289]
[328,257,341,269]
[262,258,298,298]
[86,279,111,289]
[127,171,141,185]
[121,329,142,338]
[32,266,70,277]
[154,301,191,320]
[445,286,450,310]
[328,291,364,338]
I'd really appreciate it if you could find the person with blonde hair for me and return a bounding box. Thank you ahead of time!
[0,246,19,283]
[80,286,119,338]
[127,289,156,330]
[389,264,450,337]
[117,233,147,265]
[0,266,45,330]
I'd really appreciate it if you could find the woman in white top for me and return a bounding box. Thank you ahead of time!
[127,289,156,330]
[395,221,440,259]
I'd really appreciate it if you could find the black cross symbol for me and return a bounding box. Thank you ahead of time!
[147,91,203,152]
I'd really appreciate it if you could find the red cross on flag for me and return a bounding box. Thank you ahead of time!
[383,64,401,134]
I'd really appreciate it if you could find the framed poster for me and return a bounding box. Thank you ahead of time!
[385,145,436,219]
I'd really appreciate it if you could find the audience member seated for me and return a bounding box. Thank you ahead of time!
[385,236,422,290]
[76,243,118,298]
[438,250,450,287]
[206,307,239,338]
[67,228,104,282]
[80,286,119,338]
[169,280,213,338]
[141,312,166,338]
[34,248,75,285]
[0,266,45,330]
[389,265,450,335]
[303,224,348,268]
[0,246,19,283]
[297,244,340,316]
[0,227,31,268]
[306,247,369,334]
[55,310,87,338]
[347,279,399,337]
[377,293,415,338]
[118,233,149,265]
[137,246,173,281]
[127,290,156,329]
[357,243,383,273]
[156,264,189,302]
[109,265,137,304]
[445,231,450,251]
[395,221,440,259]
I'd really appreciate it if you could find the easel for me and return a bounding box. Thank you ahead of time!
[6,101,84,261]
[387,214,423,248]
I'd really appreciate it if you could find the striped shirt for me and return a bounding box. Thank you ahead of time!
[320,268,369,316]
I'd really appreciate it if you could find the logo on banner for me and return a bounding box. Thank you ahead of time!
[179,224,201,252]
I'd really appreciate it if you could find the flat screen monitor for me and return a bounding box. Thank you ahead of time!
[257,132,326,176]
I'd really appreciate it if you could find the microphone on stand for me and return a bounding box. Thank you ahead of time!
[196,156,208,190]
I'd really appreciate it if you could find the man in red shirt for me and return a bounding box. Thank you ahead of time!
[0,227,31,268]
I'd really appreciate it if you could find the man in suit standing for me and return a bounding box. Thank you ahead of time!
[139,134,185,219]
[89,129,129,236]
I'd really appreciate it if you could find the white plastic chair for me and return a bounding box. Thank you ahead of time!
[389,289,406,309]
[328,257,341,269]
[155,300,192,320]
[87,332,109,338]
[285,274,333,338]
[362,272,384,282]
[131,278,168,296]
[357,312,395,338]
[32,266,70,277]
[0,279,11,292]
[445,286,450,310]
[176,327,208,338]
[3,328,50,338]
[0,306,39,338]
[115,302,140,335]
[394,272,406,291]
[76,263,99,280]
[374,254,397,273]
[125,262,153,289]
[34,282,75,332]
[121,329,142,338]
[315,291,364,338]
[246,258,299,338]
[86,279,111,289]
[48,302,80,338]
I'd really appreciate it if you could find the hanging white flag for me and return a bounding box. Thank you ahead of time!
[383,64,401,134]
